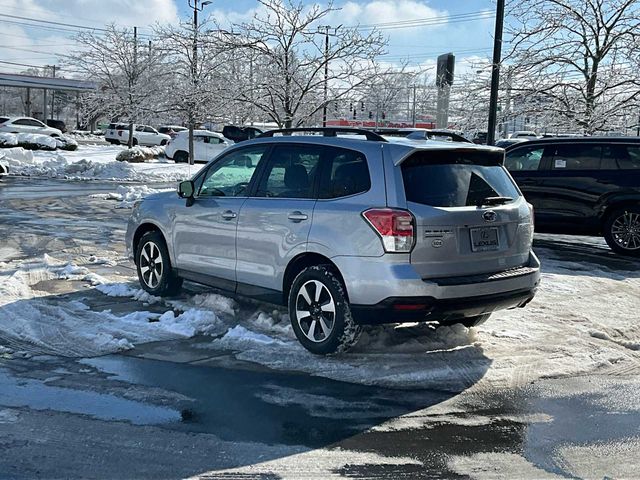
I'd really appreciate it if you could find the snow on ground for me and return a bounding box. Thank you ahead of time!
[1,144,203,182]
[90,184,174,208]
[0,254,226,357]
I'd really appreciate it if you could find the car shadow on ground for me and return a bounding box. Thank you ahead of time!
[0,287,492,479]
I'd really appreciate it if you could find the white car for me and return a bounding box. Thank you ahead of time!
[510,130,538,139]
[0,117,62,137]
[104,123,171,146]
[164,130,231,163]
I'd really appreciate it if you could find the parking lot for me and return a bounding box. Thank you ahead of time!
[0,172,639,479]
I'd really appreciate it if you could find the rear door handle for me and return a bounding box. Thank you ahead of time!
[288,211,308,222]
[221,210,237,220]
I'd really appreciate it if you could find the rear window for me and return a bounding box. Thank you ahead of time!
[0,117,9,124]
[402,150,520,207]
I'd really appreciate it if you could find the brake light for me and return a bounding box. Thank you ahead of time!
[363,208,415,253]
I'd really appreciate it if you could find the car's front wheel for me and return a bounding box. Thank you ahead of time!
[135,231,182,296]
[604,207,640,257]
[288,265,362,355]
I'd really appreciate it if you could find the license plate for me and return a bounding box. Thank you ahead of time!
[470,227,500,252]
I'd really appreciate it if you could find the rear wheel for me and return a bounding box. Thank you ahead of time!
[132,138,139,146]
[288,265,362,355]
[604,206,640,257]
[174,151,188,163]
[135,231,182,296]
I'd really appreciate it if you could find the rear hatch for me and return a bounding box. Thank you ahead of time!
[400,148,533,279]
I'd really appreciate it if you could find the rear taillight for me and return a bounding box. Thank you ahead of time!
[363,208,415,253]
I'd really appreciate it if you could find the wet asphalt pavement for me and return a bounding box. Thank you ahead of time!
[1,176,640,479]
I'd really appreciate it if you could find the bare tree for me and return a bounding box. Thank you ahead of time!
[66,25,163,146]
[505,0,640,133]
[154,20,231,163]
[223,0,386,128]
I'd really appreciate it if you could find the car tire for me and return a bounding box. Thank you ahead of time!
[288,265,362,355]
[174,151,188,163]
[457,313,491,328]
[132,138,138,146]
[160,139,168,146]
[604,206,640,257]
[135,231,183,296]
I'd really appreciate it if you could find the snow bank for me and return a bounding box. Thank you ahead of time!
[90,184,173,208]
[2,144,202,182]
[0,255,225,357]
[116,146,164,163]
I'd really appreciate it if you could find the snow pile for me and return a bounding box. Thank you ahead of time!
[2,144,201,182]
[0,255,225,357]
[90,184,173,208]
[116,146,164,163]
[0,132,18,147]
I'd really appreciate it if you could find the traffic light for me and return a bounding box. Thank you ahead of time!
[352,109,357,119]
[368,111,373,119]
[382,112,386,120]
[360,101,364,111]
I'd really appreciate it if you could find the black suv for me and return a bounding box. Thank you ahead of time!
[505,137,640,256]
[221,125,264,143]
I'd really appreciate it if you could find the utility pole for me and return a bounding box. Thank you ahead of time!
[318,25,340,127]
[188,0,212,165]
[50,65,56,120]
[487,0,505,145]
[411,85,417,127]
[128,26,138,148]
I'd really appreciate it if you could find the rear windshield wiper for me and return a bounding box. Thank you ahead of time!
[476,196,513,207]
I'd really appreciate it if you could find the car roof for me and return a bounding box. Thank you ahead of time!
[176,129,224,137]
[240,133,503,165]
[505,136,640,150]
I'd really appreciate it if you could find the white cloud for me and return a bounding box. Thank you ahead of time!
[333,0,446,27]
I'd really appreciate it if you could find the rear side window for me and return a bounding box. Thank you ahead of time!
[318,147,370,199]
[602,145,640,170]
[402,151,520,207]
[505,146,544,171]
[255,144,322,198]
[551,144,601,170]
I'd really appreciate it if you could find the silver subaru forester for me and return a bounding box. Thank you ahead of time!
[126,128,540,354]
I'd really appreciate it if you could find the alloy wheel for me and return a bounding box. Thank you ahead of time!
[295,280,336,343]
[611,211,640,251]
[139,241,163,288]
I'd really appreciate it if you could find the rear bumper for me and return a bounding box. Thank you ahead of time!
[351,286,536,325]
[336,251,541,324]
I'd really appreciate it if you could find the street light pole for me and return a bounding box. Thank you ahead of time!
[487,0,505,146]
[318,25,340,127]
[187,0,212,165]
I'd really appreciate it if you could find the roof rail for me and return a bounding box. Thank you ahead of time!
[256,127,388,142]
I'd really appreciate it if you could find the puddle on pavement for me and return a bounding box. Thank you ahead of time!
[0,366,181,425]
[82,354,452,447]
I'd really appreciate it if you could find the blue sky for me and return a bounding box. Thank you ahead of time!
[0,0,497,77]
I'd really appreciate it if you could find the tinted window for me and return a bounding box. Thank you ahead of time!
[144,126,156,133]
[602,145,640,170]
[136,125,145,132]
[158,127,169,133]
[318,147,370,199]
[14,119,41,126]
[402,151,520,207]
[197,146,268,197]
[255,144,321,198]
[551,144,601,170]
[505,146,544,171]
[206,136,223,144]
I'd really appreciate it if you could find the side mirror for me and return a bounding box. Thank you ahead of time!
[177,180,194,198]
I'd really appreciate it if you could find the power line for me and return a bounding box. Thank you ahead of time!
[347,10,495,31]
[0,12,109,32]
